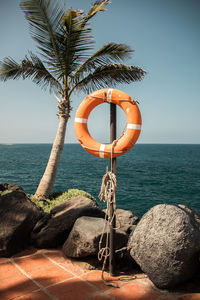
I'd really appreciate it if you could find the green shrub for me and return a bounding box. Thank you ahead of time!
[30,189,96,213]
[30,196,52,213]
[54,189,96,203]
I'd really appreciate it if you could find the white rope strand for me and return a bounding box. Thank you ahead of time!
[98,140,119,288]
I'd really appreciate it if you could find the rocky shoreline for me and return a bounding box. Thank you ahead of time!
[1,182,200,290]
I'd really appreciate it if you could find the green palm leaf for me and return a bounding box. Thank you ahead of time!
[58,9,94,80]
[59,1,111,81]
[0,53,62,93]
[20,0,114,83]
[21,0,64,75]
[70,42,134,85]
[72,63,146,94]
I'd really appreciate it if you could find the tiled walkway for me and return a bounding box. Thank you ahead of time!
[0,248,200,300]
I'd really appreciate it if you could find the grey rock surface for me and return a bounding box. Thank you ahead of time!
[115,209,139,234]
[32,196,105,248]
[128,204,200,289]
[0,191,43,257]
[63,216,128,258]
[103,208,139,234]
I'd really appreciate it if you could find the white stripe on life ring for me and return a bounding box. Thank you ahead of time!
[99,144,105,158]
[74,118,88,123]
[127,123,141,130]
[107,89,113,102]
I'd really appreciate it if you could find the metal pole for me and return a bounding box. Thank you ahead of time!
[109,103,116,276]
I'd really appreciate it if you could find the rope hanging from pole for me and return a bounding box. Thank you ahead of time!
[98,167,119,287]
[98,135,119,287]
[98,167,137,287]
[98,169,117,204]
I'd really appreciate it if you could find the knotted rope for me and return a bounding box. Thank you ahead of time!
[98,168,138,287]
[98,168,118,287]
[98,131,120,287]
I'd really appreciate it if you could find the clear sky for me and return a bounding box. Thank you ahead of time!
[0,0,200,144]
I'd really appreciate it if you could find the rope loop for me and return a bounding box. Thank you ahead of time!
[98,247,110,261]
[98,170,117,204]
[97,134,122,287]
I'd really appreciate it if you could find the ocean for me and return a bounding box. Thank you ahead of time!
[0,143,200,218]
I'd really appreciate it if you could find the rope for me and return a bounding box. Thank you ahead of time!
[98,133,120,288]
[98,169,117,203]
[90,94,139,104]
[98,169,135,286]
[81,145,125,154]
[124,133,135,146]
[98,168,118,288]
[81,131,135,155]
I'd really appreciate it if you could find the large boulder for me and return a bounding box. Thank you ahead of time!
[0,191,43,257]
[32,213,51,233]
[63,216,128,258]
[0,183,25,193]
[32,196,105,248]
[128,204,200,289]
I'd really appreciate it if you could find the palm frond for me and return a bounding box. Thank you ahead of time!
[0,58,21,81]
[70,42,134,85]
[58,8,94,80]
[71,63,146,94]
[84,0,111,24]
[20,0,111,83]
[0,53,62,93]
[20,0,64,73]
[57,0,111,79]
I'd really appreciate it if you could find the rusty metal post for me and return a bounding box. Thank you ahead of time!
[109,102,116,276]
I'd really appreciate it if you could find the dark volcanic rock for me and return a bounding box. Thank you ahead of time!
[0,183,25,193]
[128,204,200,289]
[63,216,128,258]
[0,191,43,257]
[32,213,51,234]
[32,196,105,248]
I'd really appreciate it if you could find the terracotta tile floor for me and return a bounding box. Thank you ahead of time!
[0,248,200,300]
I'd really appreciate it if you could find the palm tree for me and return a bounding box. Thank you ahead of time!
[0,0,146,200]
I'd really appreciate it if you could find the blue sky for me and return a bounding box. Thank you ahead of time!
[0,0,200,144]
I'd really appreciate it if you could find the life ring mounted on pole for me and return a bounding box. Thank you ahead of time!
[74,88,142,158]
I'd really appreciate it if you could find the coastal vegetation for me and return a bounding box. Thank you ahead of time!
[30,188,96,213]
[0,0,145,200]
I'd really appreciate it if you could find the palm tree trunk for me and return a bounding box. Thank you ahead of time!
[34,115,68,199]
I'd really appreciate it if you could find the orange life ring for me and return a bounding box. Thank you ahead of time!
[74,88,142,158]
